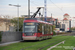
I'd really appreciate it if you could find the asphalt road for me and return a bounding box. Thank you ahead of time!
[61,31,75,36]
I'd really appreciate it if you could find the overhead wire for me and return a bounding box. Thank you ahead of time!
[49,0,65,13]
[30,1,39,6]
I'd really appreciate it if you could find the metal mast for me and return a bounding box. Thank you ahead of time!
[44,0,47,21]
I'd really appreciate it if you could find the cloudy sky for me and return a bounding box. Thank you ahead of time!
[0,0,75,19]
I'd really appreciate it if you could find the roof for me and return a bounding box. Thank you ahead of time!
[63,18,68,20]
[64,13,69,16]
[24,18,53,25]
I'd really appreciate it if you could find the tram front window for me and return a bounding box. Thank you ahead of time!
[24,26,35,32]
[24,22,36,33]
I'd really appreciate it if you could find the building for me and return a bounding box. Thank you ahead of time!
[71,17,75,27]
[59,13,70,31]
[0,18,14,31]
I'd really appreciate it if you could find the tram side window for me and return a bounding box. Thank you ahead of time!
[44,24,47,34]
[48,25,50,34]
[38,23,42,33]
[46,25,49,34]
[44,25,45,34]
[49,25,51,34]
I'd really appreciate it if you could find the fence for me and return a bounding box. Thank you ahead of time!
[0,32,22,43]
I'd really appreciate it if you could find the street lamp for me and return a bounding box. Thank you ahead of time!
[28,0,30,18]
[9,4,21,32]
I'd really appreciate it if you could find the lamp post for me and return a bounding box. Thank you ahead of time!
[28,0,30,18]
[9,4,21,32]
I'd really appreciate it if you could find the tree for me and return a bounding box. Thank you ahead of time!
[52,25,56,35]
[11,17,24,31]
[52,25,56,31]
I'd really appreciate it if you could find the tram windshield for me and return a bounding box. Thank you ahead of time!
[24,23,36,32]
[24,26,35,32]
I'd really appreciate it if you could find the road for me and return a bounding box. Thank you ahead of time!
[61,31,75,36]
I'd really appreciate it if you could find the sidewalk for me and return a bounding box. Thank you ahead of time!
[0,40,22,46]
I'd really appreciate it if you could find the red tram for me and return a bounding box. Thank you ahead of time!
[22,18,53,40]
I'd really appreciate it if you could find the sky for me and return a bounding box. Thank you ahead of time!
[0,0,75,19]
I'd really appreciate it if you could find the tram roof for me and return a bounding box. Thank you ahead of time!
[24,18,53,25]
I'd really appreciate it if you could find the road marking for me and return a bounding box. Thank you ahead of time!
[74,36,75,37]
[47,41,65,50]
[0,40,23,46]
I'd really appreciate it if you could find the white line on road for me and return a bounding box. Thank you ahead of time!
[0,40,23,46]
[47,40,65,50]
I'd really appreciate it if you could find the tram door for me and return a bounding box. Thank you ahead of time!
[42,26,44,34]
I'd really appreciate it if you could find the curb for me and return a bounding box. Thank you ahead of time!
[0,40,23,46]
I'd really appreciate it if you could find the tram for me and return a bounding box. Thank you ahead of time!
[22,18,53,40]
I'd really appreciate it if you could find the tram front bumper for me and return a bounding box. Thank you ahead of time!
[22,36,37,40]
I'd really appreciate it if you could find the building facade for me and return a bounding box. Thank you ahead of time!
[60,13,70,31]
[0,18,13,31]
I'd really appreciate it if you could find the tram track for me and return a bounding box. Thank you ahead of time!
[20,36,68,50]
[2,36,69,50]
[38,37,69,50]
